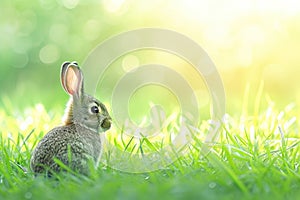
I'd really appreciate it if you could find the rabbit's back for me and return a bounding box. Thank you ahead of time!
[30,124,102,175]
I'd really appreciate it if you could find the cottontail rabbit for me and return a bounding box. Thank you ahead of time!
[30,61,111,176]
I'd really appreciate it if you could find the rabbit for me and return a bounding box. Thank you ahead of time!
[30,61,111,176]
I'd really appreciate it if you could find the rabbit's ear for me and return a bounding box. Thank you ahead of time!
[61,61,71,93]
[62,62,84,98]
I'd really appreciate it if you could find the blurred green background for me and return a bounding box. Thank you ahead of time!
[1,0,300,115]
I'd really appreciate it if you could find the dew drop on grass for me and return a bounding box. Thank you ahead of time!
[208,182,216,189]
[24,192,32,199]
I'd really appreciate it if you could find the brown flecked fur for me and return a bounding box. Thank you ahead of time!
[30,124,102,175]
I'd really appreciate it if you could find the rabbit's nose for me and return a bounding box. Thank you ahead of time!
[101,118,111,129]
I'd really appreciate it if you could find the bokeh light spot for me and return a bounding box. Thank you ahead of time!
[39,44,60,64]
[103,0,126,12]
[83,19,101,41]
[61,0,79,9]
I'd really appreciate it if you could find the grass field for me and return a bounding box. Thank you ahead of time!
[1,1,300,199]
[1,98,300,200]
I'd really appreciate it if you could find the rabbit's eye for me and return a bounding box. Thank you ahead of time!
[91,106,99,114]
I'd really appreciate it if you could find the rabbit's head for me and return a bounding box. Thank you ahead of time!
[60,61,111,133]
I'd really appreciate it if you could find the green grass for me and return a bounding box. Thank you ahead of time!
[1,101,300,200]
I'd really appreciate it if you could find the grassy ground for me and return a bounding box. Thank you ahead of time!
[1,101,300,200]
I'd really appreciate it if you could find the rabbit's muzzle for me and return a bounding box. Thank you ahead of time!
[101,118,111,130]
